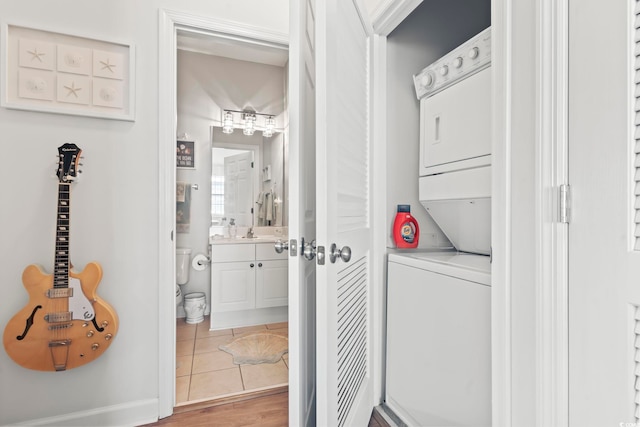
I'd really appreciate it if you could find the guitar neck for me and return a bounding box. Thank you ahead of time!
[54,182,70,289]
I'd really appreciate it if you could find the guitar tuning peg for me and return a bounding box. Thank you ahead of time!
[78,163,84,166]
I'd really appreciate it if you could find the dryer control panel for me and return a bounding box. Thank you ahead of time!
[413,27,491,100]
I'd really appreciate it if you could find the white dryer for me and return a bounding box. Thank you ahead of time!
[386,251,491,427]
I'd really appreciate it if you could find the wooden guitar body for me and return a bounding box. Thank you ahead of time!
[3,262,118,371]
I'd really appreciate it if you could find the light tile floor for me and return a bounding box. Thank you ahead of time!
[176,316,289,405]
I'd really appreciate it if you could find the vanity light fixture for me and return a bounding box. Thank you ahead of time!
[221,109,277,138]
[242,112,256,136]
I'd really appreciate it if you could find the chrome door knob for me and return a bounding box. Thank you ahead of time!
[274,239,289,253]
[303,239,317,261]
[329,243,352,264]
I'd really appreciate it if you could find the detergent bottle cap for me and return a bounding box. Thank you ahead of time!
[397,204,411,213]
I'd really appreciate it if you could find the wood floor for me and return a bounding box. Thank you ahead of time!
[141,391,390,427]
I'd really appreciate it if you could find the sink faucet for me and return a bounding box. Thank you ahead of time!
[246,227,254,238]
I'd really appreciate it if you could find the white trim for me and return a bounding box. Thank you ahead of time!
[370,33,388,406]
[369,0,423,36]
[158,9,177,419]
[14,398,158,426]
[158,9,288,419]
[536,0,569,425]
[491,0,513,425]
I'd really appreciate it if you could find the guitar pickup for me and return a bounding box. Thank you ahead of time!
[45,312,72,323]
[47,288,73,298]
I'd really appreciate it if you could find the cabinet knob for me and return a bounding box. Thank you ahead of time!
[258,262,263,267]
[250,263,255,268]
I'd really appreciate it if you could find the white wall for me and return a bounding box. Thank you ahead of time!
[0,1,287,425]
[385,0,491,248]
[175,50,285,318]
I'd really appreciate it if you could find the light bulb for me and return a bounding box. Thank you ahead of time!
[222,111,234,134]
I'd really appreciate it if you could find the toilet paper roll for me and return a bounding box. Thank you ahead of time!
[192,254,210,271]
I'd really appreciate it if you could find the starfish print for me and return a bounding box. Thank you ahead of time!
[27,48,45,62]
[99,58,116,73]
[63,82,82,98]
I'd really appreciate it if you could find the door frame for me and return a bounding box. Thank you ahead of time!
[158,9,288,418]
[536,0,569,424]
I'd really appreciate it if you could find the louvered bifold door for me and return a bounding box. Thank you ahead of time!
[315,0,373,426]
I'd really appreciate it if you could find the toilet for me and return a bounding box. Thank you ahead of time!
[176,248,191,308]
[176,247,207,324]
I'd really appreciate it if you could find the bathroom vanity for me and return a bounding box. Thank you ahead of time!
[209,239,288,330]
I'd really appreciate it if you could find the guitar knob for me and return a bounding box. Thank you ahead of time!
[105,334,113,341]
[91,343,100,350]
[86,330,94,337]
[82,322,89,327]
[101,320,109,328]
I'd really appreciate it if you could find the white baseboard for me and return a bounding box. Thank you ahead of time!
[13,398,158,426]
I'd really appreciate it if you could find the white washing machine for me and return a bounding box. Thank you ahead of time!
[385,251,491,427]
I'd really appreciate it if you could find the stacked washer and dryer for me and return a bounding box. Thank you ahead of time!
[385,28,492,427]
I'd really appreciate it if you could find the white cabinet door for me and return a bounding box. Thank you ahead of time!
[211,261,256,312]
[256,259,288,308]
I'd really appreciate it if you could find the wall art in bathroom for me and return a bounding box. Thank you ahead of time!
[176,140,195,168]
[176,181,191,233]
[1,23,135,121]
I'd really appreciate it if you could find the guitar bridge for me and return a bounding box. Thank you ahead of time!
[46,288,73,298]
[48,323,73,331]
[44,312,72,323]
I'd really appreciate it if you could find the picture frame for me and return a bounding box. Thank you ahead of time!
[176,140,195,169]
[1,23,135,121]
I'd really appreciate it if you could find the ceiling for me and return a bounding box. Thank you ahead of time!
[177,30,288,67]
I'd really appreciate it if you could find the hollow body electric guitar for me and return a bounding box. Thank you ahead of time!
[3,143,118,371]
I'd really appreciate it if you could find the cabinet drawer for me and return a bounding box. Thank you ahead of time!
[255,242,288,261]
[211,244,255,262]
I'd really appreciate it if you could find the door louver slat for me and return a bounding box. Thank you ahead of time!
[634,2,640,250]
[336,255,368,427]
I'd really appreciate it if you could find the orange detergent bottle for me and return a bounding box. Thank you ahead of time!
[393,204,420,248]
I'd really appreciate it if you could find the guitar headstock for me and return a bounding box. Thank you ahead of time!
[56,143,82,183]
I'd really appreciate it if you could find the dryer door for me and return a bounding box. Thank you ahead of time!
[419,66,491,176]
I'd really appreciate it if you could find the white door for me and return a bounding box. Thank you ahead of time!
[288,0,318,425]
[569,0,640,424]
[224,151,253,227]
[315,1,373,426]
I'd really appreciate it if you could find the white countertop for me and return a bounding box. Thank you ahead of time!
[209,235,285,245]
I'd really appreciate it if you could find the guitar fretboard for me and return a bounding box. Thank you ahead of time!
[54,182,70,289]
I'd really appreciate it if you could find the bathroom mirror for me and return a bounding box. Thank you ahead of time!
[211,127,287,229]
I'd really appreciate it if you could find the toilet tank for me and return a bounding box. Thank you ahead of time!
[176,248,192,285]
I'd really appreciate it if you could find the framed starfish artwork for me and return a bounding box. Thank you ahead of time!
[1,23,135,121]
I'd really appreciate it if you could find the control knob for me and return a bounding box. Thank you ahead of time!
[453,57,463,68]
[420,72,434,88]
[440,65,449,76]
[468,47,479,59]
